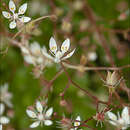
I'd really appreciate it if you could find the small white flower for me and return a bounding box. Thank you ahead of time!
[0,83,13,108]
[26,101,53,128]
[107,107,130,130]
[20,42,53,78]
[24,54,36,65]
[42,37,76,63]
[71,116,82,130]
[87,52,97,61]
[0,103,10,130]
[2,0,31,29]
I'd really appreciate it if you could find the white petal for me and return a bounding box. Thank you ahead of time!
[20,46,29,54]
[41,48,54,61]
[62,48,76,60]
[109,120,117,126]
[45,107,53,118]
[30,121,40,128]
[44,120,53,126]
[0,124,2,130]
[24,55,35,65]
[61,38,70,53]
[0,103,5,115]
[107,112,117,121]
[122,107,130,124]
[30,42,41,55]
[36,101,43,113]
[0,116,10,124]
[9,20,16,29]
[74,116,81,127]
[26,109,37,118]
[19,16,31,23]
[36,57,43,64]
[2,11,11,19]
[76,116,81,121]
[18,3,27,14]
[49,37,57,54]
[9,0,16,13]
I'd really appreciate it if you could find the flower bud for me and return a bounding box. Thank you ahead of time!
[60,99,67,107]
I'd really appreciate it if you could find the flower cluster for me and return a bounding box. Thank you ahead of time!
[20,41,53,77]
[19,37,75,77]
[0,103,10,130]
[1,1,129,130]
[0,83,13,108]
[2,0,31,29]
[106,107,130,130]
[0,83,13,130]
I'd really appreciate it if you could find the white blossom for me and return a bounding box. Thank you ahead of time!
[26,101,53,128]
[70,116,82,130]
[42,37,76,63]
[107,107,130,130]
[0,83,13,108]
[2,0,31,29]
[0,103,10,130]
[87,52,97,61]
[21,42,52,67]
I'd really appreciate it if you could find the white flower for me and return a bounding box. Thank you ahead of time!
[0,83,13,108]
[21,42,52,66]
[42,37,76,63]
[2,0,31,29]
[24,54,36,65]
[107,107,130,130]
[87,52,97,61]
[0,103,10,130]
[71,116,82,130]
[20,42,53,78]
[26,101,53,128]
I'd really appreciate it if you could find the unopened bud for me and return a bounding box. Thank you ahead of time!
[59,92,64,97]
[60,100,67,107]
[73,0,84,10]
[61,21,72,33]
[80,55,87,65]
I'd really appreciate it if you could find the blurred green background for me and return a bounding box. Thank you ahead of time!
[0,0,130,129]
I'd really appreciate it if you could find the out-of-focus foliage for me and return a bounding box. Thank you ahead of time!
[0,0,130,130]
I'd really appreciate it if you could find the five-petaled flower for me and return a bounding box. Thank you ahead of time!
[42,37,76,63]
[107,107,130,130]
[2,0,31,29]
[26,101,53,128]
[0,103,10,130]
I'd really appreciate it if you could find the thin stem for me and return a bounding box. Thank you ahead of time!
[61,62,99,102]
[63,62,130,71]
[12,15,56,39]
